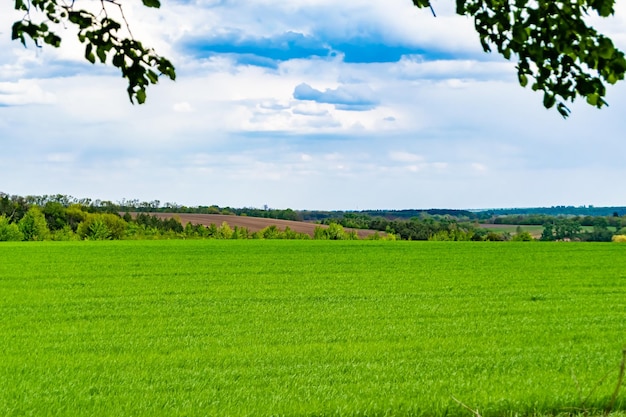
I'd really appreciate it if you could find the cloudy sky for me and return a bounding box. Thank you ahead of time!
[2,1,626,210]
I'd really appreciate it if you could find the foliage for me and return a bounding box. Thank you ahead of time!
[0,215,24,241]
[11,0,175,104]
[540,218,582,241]
[50,225,79,241]
[612,235,626,243]
[1,241,626,416]
[0,193,29,223]
[18,206,50,241]
[413,0,626,117]
[77,213,127,240]
[512,230,534,241]
[580,223,615,242]
[313,223,354,240]
[216,221,233,239]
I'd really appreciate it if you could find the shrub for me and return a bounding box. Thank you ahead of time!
[326,223,346,240]
[77,213,127,240]
[612,235,626,243]
[313,226,328,240]
[51,226,79,241]
[512,231,534,241]
[216,222,233,239]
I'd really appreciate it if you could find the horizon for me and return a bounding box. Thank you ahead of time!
[3,190,625,214]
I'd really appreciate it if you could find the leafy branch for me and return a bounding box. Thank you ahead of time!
[412,0,626,118]
[11,0,176,104]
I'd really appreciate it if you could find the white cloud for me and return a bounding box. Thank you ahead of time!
[173,101,194,112]
[389,151,424,163]
[0,80,56,106]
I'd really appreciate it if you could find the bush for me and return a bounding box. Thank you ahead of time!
[77,213,127,240]
[51,226,79,241]
[612,235,626,243]
[327,223,346,240]
[216,222,233,239]
[512,231,534,241]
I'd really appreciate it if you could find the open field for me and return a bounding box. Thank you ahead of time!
[479,224,618,239]
[135,213,382,238]
[1,241,625,416]
[478,224,545,238]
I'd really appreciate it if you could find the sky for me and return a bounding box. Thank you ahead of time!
[1,0,626,211]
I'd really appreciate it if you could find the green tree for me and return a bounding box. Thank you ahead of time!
[411,0,625,117]
[66,204,88,231]
[18,206,50,241]
[0,215,24,241]
[313,226,329,240]
[326,223,347,240]
[540,222,554,241]
[77,213,127,240]
[43,201,67,231]
[512,231,534,241]
[261,225,281,239]
[216,221,233,239]
[0,193,29,223]
[554,219,582,240]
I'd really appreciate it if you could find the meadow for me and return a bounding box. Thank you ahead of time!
[0,241,625,416]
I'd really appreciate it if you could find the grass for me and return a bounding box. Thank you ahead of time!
[0,241,625,416]
[479,224,617,238]
[478,224,545,237]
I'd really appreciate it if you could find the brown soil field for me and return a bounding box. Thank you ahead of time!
[134,213,383,239]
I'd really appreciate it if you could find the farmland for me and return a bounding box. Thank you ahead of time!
[1,241,625,416]
[134,212,383,238]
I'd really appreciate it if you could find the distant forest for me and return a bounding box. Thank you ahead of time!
[1,192,626,242]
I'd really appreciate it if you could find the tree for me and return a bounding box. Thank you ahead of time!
[0,215,24,241]
[412,0,626,117]
[11,0,175,104]
[18,206,50,241]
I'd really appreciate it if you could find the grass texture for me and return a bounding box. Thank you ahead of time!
[1,241,625,416]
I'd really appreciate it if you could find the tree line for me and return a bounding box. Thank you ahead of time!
[0,193,391,241]
[2,192,625,242]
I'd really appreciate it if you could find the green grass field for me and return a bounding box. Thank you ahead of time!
[478,224,546,237]
[1,241,625,416]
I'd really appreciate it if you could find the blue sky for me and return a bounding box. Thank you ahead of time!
[1,0,626,210]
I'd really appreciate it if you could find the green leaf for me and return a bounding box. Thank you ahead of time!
[135,89,147,104]
[543,93,556,109]
[112,54,125,68]
[85,44,95,64]
[96,46,107,63]
[586,93,599,106]
[14,0,27,11]
[518,73,528,87]
[141,0,161,8]
[146,70,159,84]
[44,32,62,48]
[11,21,26,46]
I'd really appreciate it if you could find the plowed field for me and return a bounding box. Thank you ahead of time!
[139,213,381,238]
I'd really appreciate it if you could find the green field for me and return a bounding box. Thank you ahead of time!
[1,241,625,416]
[479,224,546,237]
